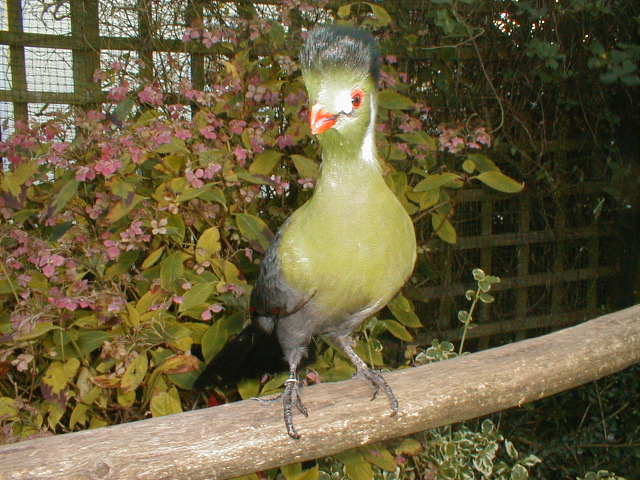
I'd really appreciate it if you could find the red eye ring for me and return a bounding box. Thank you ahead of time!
[351,88,365,108]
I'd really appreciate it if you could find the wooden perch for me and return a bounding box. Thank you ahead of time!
[2,305,639,480]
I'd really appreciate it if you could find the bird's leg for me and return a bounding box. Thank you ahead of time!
[333,335,399,416]
[282,364,308,439]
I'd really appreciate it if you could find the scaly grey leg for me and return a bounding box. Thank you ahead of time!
[333,335,399,415]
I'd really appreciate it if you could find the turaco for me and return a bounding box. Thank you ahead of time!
[195,24,417,439]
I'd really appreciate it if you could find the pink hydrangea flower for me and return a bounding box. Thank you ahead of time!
[199,125,217,140]
[138,85,164,106]
[276,135,294,149]
[108,80,130,102]
[95,158,122,177]
[234,146,250,164]
[103,240,121,260]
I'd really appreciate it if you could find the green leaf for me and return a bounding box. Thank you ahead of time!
[337,3,352,18]
[387,294,422,327]
[462,159,476,174]
[481,418,495,434]
[510,464,529,480]
[237,377,260,400]
[261,371,289,395]
[472,268,486,281]
[432,213,457,244]
[50,178,79,217]
[76,330,111,356]
[120,353,148,392]
[505,439,518,459]
[395,438,423,456]
[345,460,374,480]
[157,354,200,374]
[0,397,18,420]
[150,388,183,417]
[196,226,221,264]
[141,246,165,270]
[249,150,282,175]
[177,184,226,206]
[179,282,215,312]
[105,250,139,279]
[235,213,274,253]
[466,153,498,172]
[295,465,320,480]
[236,169,271,185]
[280,463,302,480]
[112,96,136,123]
[13,321,59,341]
[69,403,89,429]
[520,454,542,467]
[105,194,145,223]
[362,446,396,472]
[396,131,437,148]
[1,159,38,196]
[166,214,186,243]
[479,292,494,303]
[291,154,320,179]
[45,401,65,429]
[476,171,524,193]
[378,90,414,110]
[198,186,226,206]
[383,319,413,341]
[155,137,189,155]
[200,312,246,363]
[117,389,136,408]
[414,173,462,192]
[160,251,185,291]
[365,3,392,26]
[43,358,80,395]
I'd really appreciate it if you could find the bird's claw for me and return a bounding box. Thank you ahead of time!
[283,377,307,439]
[251,393,283,404]
[358,367,399,416]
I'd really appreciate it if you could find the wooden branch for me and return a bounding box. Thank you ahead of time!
[1,305,639,480]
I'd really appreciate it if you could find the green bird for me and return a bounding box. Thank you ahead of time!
[196,25,416,439]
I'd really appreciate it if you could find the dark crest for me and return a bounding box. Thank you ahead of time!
[300,25,381,82]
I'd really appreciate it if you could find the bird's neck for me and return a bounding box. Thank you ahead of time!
[314,104,382,196]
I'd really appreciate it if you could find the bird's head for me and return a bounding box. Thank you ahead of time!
[300,25,380,146]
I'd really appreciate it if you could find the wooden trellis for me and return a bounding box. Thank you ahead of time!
[409,182,618,346]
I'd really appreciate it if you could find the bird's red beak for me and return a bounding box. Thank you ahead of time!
[310,104,337,135]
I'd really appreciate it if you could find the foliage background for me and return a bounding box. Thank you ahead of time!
[0,1,638,479]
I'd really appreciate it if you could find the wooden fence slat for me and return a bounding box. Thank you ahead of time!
[515,195,531,341]
[477,195,493,348]
[1,305,638,480]
[407,266,618,301]
[6,0,28,123]
[417,308,598,343]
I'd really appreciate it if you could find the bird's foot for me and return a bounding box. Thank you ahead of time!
[357,367,399,416]
[283,377,308,439]
[252,393,282,404]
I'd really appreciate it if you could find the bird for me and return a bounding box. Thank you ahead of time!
[195,24,417,439]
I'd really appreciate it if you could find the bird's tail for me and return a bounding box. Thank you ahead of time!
[193,322,286,390]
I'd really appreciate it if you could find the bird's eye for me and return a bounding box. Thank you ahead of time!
[351,89,365,109]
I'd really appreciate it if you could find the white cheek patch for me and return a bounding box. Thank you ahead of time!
[335,89,354,115]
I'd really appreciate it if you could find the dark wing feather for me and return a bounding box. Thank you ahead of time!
[250,220,306,326]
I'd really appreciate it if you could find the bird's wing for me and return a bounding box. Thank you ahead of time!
[250,220,308,325]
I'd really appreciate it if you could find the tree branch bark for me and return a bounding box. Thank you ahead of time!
[2,305,639,480]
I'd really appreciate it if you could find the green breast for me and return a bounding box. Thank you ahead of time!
[278,168,416,320]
